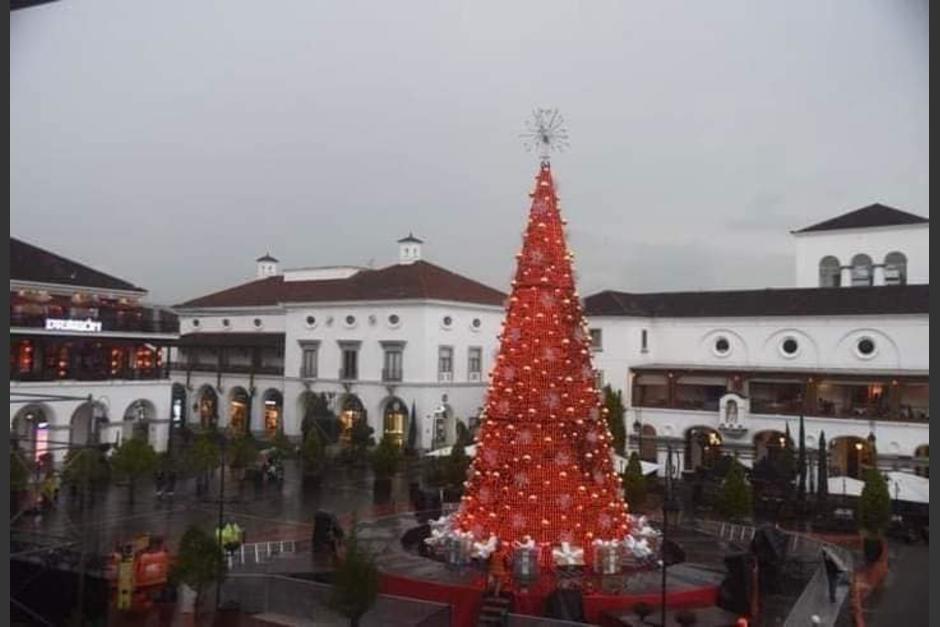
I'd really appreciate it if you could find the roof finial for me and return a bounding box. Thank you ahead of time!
[521,108,569,164]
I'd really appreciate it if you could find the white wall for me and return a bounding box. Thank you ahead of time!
[793,224,929,287]
[10,379,173,461]
[589,313,929,404]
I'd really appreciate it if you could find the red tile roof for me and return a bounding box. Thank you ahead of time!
[175,260,506,309]
[11,238,147,293]
[794,204,928,233]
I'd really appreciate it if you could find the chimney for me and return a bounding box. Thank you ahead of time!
[256,253,279,279]
[397,233,423,265]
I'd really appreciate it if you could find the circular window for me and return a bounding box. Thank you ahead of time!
[192,319,200,327]
[472,318,482,329]
[780,337,799,357]
[345,315,356,326]
[714,337,731,356]
[443,316,453,327]
[305,315,317,327]
[388,314,400,326]
[856,337,876,358]
[222,319,231,328]
[253,318,262,328]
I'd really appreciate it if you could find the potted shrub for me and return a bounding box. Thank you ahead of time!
[717,459,753,523]
[622,452,648,510]
[371,435,402,504]
[170,525,226,624]
[858,468,891,563]
[329,523,379,627]
[301,428,326,488]
[109,437,158,505]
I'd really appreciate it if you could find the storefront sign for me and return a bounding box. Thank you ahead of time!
[44,318,103,332]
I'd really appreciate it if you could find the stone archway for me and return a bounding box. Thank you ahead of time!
[12,404,52,463]
[829,436,875,479]
[753,430,792,464]
[228,387,251,435]
[262,389,283,438]
[685,426,723,471]
[123,399,156,444]
[338,394,366,445]
[381,397,408,449]
[196,385,219,429]
[70,401,108,448]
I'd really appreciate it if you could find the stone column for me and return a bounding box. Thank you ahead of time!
[840,266,853,286]
[873,265,886,286]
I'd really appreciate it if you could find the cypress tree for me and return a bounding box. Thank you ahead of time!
[718,459,752,522]
[797,414,807,502]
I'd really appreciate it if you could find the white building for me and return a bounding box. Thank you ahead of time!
[586,205,929,479]
[9,238,179,463]
[169,235,506,451]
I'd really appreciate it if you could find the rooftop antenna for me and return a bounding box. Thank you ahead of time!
[520,108,570,164]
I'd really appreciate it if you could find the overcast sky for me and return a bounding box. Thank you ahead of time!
[11,0,928,305]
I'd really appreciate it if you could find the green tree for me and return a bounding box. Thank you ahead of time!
[348,419,375,460]
[329,522,379,627]
[110,437,158,505]
[170,525,226,618]
[622,452,647,510]
[446,428,471,489]
[301,427,326,477]
[184,432,221,495]
[404,401,418,456]
[371,434,402,479]
[61,447,110,496]
[602,385,627,456]
[269,430,296,459]
[858,468,891,537]
[227,434,259,479]
[11,450,32,493]
[717,459,752,522]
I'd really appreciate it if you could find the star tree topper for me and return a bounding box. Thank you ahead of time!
[520,108,570,163]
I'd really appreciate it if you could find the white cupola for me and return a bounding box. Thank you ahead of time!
[256,253,279,279]
[397,233,423,265]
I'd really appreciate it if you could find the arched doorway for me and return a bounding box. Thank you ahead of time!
[171,383,188,425]
[914,445,928,478]
[829,436,875,479]
[753,430,792,464]
[229,387,250,435]
[382,397,408,449]
[70,402,108,448]
[339,394,366,445]
[123,400,156,444]
[639,424,657,463]
[262,389,283,438]
[685,427,722,471]
[12,404,51,463]
[197,386,219,429]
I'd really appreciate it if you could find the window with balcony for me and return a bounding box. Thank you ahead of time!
[468,347,482,381]
[341,349,358,380]
[884,251,907,285]
[382,342,404,382]
[299,342,319,379]
[438,346,453,381]
[850,254,873,287]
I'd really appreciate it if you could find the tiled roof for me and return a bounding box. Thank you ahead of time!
[256,253,278,262]
[794,204,928,233]
[10,238,147,293]
[175,260,506,309]
[584,285,929,318]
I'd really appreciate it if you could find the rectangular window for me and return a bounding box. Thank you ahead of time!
[595,369,604,389]
[383,348,403,381]
[301,347,318,378]
[641,329,648,353]
[341,349,358,380]
[468,347,482,381]
[438,346,453,381]
[589,328,603,351]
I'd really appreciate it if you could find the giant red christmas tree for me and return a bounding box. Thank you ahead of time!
[452,153,630,552]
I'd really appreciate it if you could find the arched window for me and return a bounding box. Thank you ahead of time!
[884,252,907,285]
[818,256,841,287]
[850,254,873,287]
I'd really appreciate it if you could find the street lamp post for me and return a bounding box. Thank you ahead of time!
[660,445,680,627]
[215,433,227,610]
